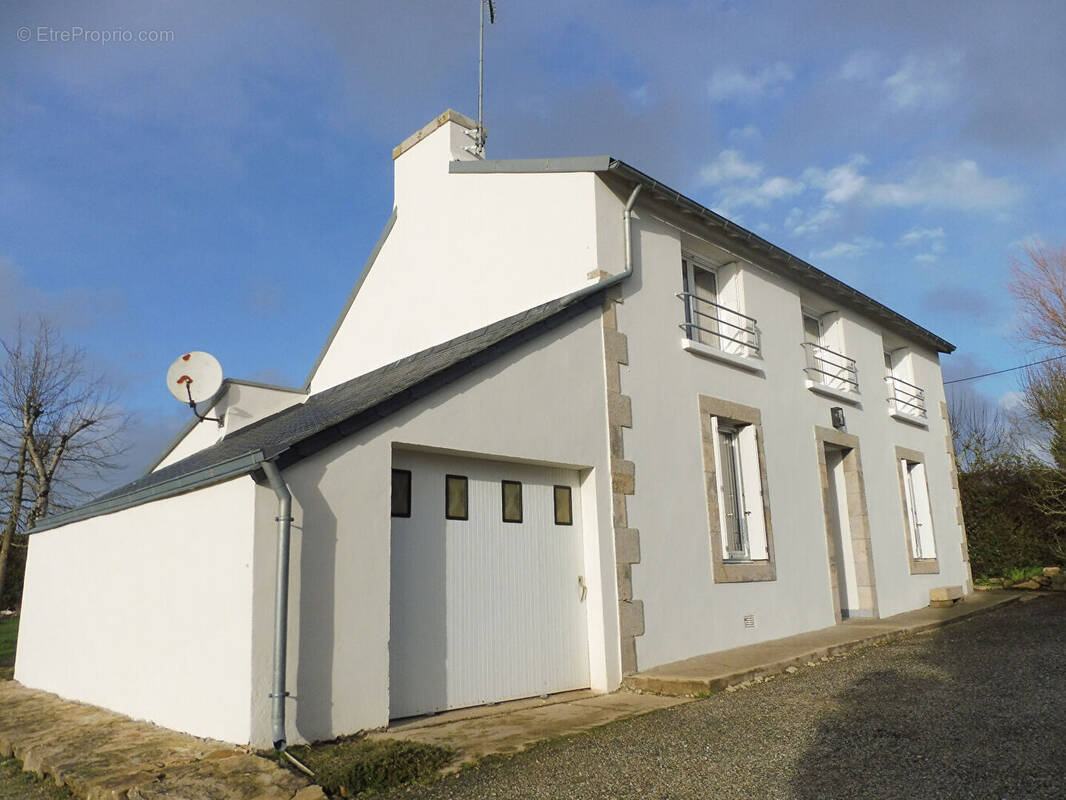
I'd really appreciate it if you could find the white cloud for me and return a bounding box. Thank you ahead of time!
[803,156,1019,211]
[708,62,794,102]
[840,50,884,82]
[716,175,804,211]
[786,205,839,236]
[810,237,881,261]
[884,51,963,110]
[728,124,761,142]
[701,149,763,185]
[1000,391,1025,411]
[899,226,945,245]
[867,159,1021,210]
[900,227,947,262]
[803,156,869,204]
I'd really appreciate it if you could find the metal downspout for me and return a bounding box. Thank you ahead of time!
[261,460,292,750]
[623,184,643,276]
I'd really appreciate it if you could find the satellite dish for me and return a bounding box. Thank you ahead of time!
[166,351,225,424]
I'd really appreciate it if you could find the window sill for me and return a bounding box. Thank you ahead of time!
[889,408,929,428]
[909,557,940,575]
[682,338,764,375]
[805,379,861,406]
[712,559,776,583]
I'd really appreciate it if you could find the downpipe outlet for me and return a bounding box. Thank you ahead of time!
[261,460,292,751]
[623,183,643,277]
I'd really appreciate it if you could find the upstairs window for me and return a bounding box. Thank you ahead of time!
[801,309,858,394]
[884,347,927,419]
[680,256,760,358]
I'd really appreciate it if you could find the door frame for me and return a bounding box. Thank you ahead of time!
[814,426,879,622]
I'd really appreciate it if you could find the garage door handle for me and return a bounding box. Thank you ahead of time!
[577,575,587,603]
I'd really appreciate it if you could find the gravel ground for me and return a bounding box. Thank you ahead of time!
[383,594,1066,800]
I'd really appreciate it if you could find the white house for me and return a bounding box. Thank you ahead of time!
[16,110,971,748]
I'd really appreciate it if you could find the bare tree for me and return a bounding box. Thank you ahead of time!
[946,384,1015,472]
[0,319,126,607]
[1010,242,1066,351]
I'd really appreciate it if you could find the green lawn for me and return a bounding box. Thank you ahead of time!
[0,616,16,681]
[0,757,72,800]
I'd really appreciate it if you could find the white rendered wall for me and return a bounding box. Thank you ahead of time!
[308,120,606,393]
[615,198,969,671]
[16,478,258,744]
[248,307,616,746]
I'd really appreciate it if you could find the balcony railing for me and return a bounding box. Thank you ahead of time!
[802,342,859,393]
[886,375,927,418]
[678,292,761,358]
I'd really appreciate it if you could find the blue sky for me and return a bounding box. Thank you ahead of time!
[2,0,1064,489]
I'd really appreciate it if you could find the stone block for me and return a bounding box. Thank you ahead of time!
[620,636,638,675]
[1044,566,1062,577]
[929,585,964,603]
[616,565,633,601]
[612,492,628,528]
[615,527,641,564]
[604,329,629,366]
[608,391,633,428]
[619,599,645,637]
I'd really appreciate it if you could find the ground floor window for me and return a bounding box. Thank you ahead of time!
[698,395,777,583]
[895,446,940,574]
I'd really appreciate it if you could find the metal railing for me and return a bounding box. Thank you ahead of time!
[802,342,859,393]
[677,292,761,358]
[886,375,927,418]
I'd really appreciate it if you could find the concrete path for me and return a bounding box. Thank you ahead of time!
[625,590,1021,695]
[374,690,688,770]
[380,591,1022,769]
[0,682,323,800]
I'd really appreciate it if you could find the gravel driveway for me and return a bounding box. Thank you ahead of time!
[384,594,1066,800]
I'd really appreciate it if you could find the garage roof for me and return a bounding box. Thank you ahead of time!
[28,278,617,534]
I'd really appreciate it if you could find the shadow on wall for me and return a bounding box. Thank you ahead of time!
[790,595,1066,800]
[389,498,447,719]
[292,462,337,742]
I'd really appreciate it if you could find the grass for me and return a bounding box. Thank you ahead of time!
[1004,565,1045,583]
[0,616,17,681]
[0,757,73,800]
[280,736,454,797]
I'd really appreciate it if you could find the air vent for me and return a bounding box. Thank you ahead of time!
[743,613,756,630]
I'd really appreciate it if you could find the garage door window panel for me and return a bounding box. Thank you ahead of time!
[391,469,412,518]
[554,485,573,526]
[445,474,469,520]
[502,480,523,523]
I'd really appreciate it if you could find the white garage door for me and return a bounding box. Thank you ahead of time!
[389,451,591,719]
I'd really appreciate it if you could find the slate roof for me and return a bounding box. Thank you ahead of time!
[29,278,617,533]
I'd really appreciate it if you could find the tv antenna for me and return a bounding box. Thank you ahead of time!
[474,0,496,156]
[166,351,225,426]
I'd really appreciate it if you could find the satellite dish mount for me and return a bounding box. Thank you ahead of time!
[166,351,225,427]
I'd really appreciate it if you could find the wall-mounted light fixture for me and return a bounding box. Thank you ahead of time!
[831,406,846,431]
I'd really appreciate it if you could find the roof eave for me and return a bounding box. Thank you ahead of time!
[28,449,269,534]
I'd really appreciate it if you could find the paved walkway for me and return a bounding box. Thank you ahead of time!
[625,590,1021,695]
[375,690,687,770]
[0,682,323,800]
[382,592,1022,767]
